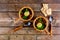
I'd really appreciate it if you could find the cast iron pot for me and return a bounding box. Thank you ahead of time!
[33,16,50,34]
[19,6,34,21]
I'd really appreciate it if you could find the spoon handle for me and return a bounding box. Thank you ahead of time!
[12,26,23,32]
[50,23,52,36]
[47,16,53,36]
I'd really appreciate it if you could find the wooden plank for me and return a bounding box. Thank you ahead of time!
[0,0,60,4]
[10,35,24,40]
[0,26,59,35]
[0,4,60,11]
[0,12,10,19]
[0,35,8,40]
[0,4,41,11]
[8,0,43,4]
[0,4,8,11]
[7,4,59,11]
[0,0,43,4]
[37,35,60,40]
[52,11,60,26]
[12,4,60,11]
[0,26,60,34]
[7,4,41,11]
[0,27,11,34]
[49,4,60,11]
[0,12,13,26]
[43,0,60,4]
[0,0,8,4]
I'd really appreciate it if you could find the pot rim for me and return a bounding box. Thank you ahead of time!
[33,16,49,31]
[19,6,34,21]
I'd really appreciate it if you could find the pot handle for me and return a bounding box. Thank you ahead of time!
[45,30,50,35]
[12,25,23,32]
[12,18,23,32]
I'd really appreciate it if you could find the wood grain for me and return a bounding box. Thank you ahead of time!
[37,35,60,40]
[0,0,43,4]
[0,4,60,11]
[0,0,60,4]
[0,0,60,40]
[43,0,60,4]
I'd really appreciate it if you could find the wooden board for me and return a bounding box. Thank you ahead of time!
[0,0,60,40]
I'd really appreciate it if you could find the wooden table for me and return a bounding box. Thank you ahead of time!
[0,0,60,40]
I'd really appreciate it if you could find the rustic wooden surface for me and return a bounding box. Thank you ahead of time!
[0,0,60,40]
